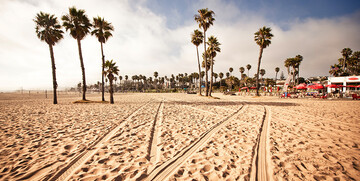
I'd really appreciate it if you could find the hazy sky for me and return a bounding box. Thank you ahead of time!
[1,0,360,91]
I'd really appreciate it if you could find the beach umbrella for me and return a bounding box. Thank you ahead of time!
[295,83,307,89]
[308,83,324,89]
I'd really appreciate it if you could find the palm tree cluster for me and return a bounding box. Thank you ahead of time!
[193,8,221,97]
[34,7,115,104]
[329,48,360,76]
[284,55,303,85]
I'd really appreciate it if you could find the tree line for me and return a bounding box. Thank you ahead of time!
[191,8,274,97]
[35,7,117,104]
[329,48,360,77]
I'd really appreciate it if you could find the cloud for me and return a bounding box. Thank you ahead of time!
[0,0,359,91]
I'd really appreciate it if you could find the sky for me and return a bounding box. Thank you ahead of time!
[0,0,360,91]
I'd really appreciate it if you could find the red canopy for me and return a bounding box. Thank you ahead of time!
[346,85,356,88]
[295,83,307,89]
[241,87,248,90]
[250,87,257,89]
[357,85,360,88]
[325,84,339,88]
[307,83,324,89]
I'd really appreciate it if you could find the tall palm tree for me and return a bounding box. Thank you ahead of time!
[62,7,92,100]
[219,72,224,87]
[191,29,204,95]
[195,8,215,96]
[229,67,233,76]
[341,48,352,71]
[239,67,245,80]
[207,36,221,96]
[103,60,119,104]
[246,64,251,77]
[119,75,122,91]
[91,16,114,101]
[254,26,273,96]
[213,73,218,82]
[34,12,63,104]
[260,69,266,80]
[275,67,280,81]
[294,55,303,84]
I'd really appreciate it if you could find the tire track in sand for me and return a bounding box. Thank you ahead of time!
[250,106,272,181]
[147,100,164,171]
[146,105,245,181]
[45,101,152,181]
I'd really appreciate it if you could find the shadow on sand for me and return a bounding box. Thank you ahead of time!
[166,101,299,107]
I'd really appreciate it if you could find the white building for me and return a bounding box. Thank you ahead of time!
[327,76,360,93]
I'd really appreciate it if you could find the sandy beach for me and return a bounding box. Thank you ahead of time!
[0,92,359,180]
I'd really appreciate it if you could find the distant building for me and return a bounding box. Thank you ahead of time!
[327,76,360,93]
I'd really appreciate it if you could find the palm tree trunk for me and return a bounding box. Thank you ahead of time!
[100,42,105,101]
[256,47,263,96]
[203,31,208,96]
[292,67,296,85]
[196,46,202,96]
[48,44,57,104]
[297,67,300,85]
[77,38,86,100]
[209,56,214,96]
[109,79,114,104]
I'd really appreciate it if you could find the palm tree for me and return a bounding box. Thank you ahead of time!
[219,72,224,87]
[294,55,303,84]
[207,36,221,96]
[91,16,114,101]
[260,69,266,80]
[154,71,158,91]
[254,26,273,96]
[246,64,251,77]
[229,67,233,76]
[119,75,123,91]
[195,8,215,96]
[103,60,119,104]
[285,56,301,85]
[62,7,92,100]
[239,67,245,81]
[191,29,204,95]
[329,64,342,77]
[275,67,280,81]
[34,12,63,104]
[341,48,352,71]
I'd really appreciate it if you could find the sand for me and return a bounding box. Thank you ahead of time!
[0,92,359,180]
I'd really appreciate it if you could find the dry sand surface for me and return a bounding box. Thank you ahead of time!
[0,92,359,181]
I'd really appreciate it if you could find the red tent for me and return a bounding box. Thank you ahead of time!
[295,83,307,89]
